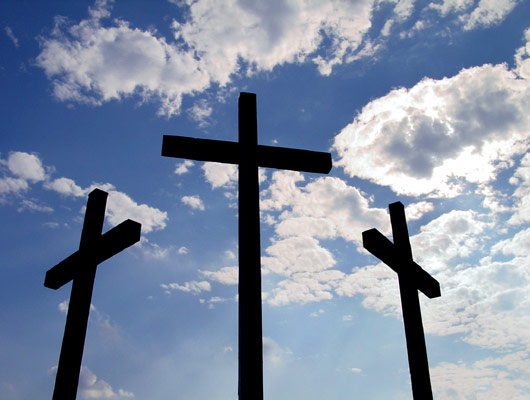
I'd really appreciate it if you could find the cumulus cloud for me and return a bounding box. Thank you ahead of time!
[0,152,46,202]
[37,0,524,121]
[261,172,389,243]
[45,178,168,234]
[5,152,47,182]
[174,160,194,175]
[459,0,520,30]
[78,366,134,399]
[268,270,346,306]
[431,351,530,399]
[102,190,167,233]
[263,236,336,277]
[0,176,28,196]
[257,171,392,306]
[36,0,210,117]
[49,365,133,399]
[34,0,523,118]
[201,162,238,189]
[173,0,375,78]
[181,195,205,211]
[45,177,86,197]
[333,57,530,197]
[200,266,238,285]
[0,151,168,232]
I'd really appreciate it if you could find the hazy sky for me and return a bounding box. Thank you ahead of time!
[1,0,530,399]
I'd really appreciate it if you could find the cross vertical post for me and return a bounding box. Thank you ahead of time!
[161,92,332,399]
[45,189,141,400]
[362,201,441,400]
[238,93,263,399]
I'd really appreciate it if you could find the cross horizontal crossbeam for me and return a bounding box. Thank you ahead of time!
[45,219,141,290]
[362,228,441,299]
[162,135,332,174]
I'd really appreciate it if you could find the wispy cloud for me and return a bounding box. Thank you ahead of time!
[4,27,19,47]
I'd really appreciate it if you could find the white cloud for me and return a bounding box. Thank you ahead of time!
[174,160,194,175]
[177,246,189,255]
[78,366,134,399]
[0,177,28,195]
[188,99,212,127]
[6,152,47,182]
[4,26,19,47]
[507,153,530,225]
[460,0,519,30]
[161,280,211,294]
[200,296,228,309]
[58,300,69,313]
[268,270,346,306]
[45,177,168,234]
[201,162,238,189]
[429,0,474,17]
[262,336,289,364]
[492,227,530,257]
[17,199,53,213]
[333,59,530,197]
[0,151,167,233]
[36,0,210,117]
[224,250,236,260]
[45,177,86,197]
[404,201,434,220]
[431,351,530,399]
[262,172,389,243]
[35,0,523,117]
[200,266,238,285]
[0,152,44,200]
[174,0,376,79]
[49,365,133,399]
[181,195,205,211]
[106,191,167,233]
[515,28,530,80]
[258,172,391,306]
[137,237,175,260]
[263,236,336,277]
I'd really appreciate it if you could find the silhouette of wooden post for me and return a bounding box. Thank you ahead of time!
[162,92,332,400]
[362,202,441,400]
[45,189,141,400]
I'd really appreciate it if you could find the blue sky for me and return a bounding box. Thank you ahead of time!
[1,0,530,398]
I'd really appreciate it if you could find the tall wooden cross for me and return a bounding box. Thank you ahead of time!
[162,92,332,399]
[362,201,441,400]
[45,188,141,400]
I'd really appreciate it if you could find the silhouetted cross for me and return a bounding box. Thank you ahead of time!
[162,92,332,400]
[45,189,141,400]
[362,201,441,400]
